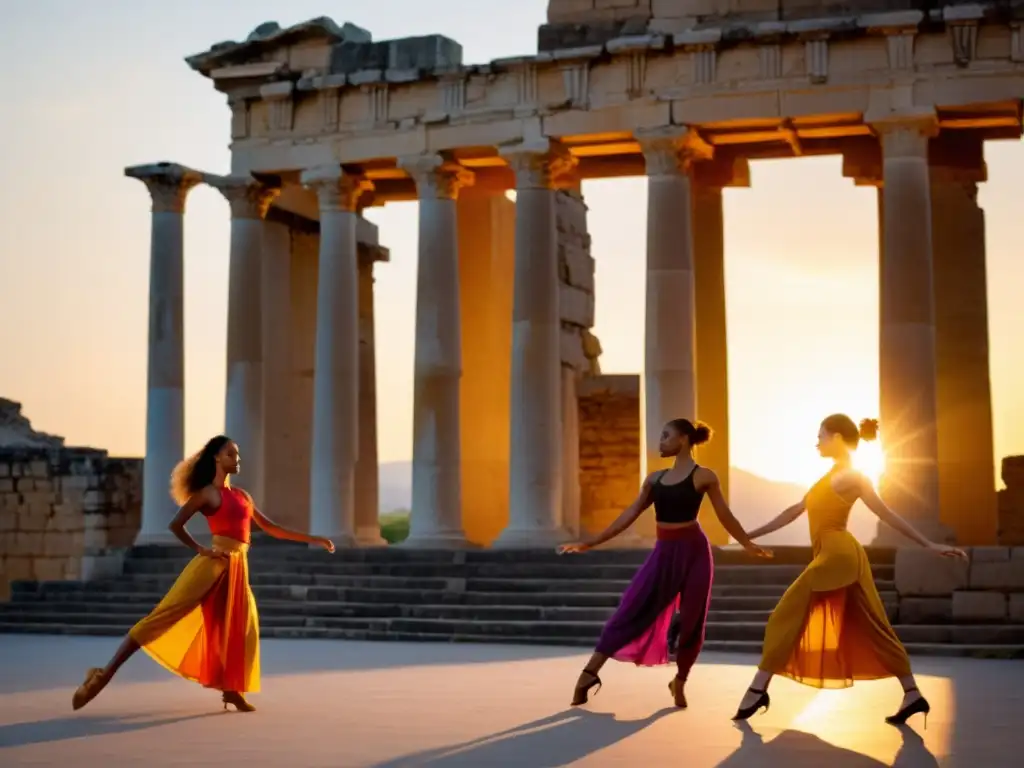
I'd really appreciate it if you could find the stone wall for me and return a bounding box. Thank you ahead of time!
[0,447,141,600]
[557,189,601,375]
[542,0,926,46]
[999,456,1024,546]
[578,375,641,537]
[894,546,1024,624]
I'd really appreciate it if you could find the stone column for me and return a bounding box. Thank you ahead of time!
[207,175,280,505]
[870,115,950,544]
[457,190,516,546]
[494,141,577,548]
[126,163,201,545]
[300,166,371,546]
[259,217,298,529]
[636,130,711,542]
[930,142,997,545]
[400,155,474,548]
[692,173,731,546]
[562,366,582,538]
[354,246,387,546]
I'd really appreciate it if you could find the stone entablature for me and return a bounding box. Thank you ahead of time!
[186,7,1023,184]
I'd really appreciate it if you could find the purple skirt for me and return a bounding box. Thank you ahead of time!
[595,524,714,667]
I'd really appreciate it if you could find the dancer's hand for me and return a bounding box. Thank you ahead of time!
[742,542,773,559]
[200,546,229,560]
[929,542,967,559]
[557,541,591,555]
[316,537,336,554]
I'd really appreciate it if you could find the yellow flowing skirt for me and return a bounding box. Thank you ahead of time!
[758,530,911,688]
[128,535,260,693]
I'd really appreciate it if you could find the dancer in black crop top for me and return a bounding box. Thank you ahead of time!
[650,465,706,524]
[558,418,770,709]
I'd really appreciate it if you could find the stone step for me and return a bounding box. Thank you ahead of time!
[1,618,1021,658]
[8,587,892,615]
[127,544,897,567]
[1,604,1020,645]
[0,599,775,624]
[120,559,894,584]
[9,579,898,605]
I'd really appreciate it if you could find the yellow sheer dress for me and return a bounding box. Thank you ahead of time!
[758,468,911,688]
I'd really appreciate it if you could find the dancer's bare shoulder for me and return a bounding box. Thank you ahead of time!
[831,467,870,500]
[694,465,719,492]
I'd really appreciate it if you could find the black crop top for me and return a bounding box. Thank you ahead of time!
[651,466,706,524]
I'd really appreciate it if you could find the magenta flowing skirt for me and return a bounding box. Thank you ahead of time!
[595,524,714,668]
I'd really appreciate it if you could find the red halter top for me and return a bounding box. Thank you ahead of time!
[203,486,253,544]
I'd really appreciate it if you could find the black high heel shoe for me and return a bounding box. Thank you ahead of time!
[886,687,930,728]
[570,670,602,706]
[732,687,770,721]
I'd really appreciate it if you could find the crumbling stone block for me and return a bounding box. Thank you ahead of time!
[952,590,1008,621]
[894,546,969,596]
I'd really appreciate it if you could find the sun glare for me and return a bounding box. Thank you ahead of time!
[853,440,885,487]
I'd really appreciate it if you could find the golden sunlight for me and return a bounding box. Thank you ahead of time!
[853,440,886,486]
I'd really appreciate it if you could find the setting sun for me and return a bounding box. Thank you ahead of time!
[852,440,886,487]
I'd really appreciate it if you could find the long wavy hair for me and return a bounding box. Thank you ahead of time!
[169,435,232,506]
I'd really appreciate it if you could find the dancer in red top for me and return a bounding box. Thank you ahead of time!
[72,435,334,713]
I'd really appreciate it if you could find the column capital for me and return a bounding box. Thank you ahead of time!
[499,141,578,190]
[868,109,939,160]
[205,174,281,219]
[637,127,713,177]
[300,165,374,212]
[398,155,475,200]
[125,162,203,214]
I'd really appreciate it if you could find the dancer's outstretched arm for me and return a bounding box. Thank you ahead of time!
[746,499,807,540]
[558,473,658,553]
[854,474,966,558]
[168,487,228,560]
[243,491,335,552]
[702,469,772,557]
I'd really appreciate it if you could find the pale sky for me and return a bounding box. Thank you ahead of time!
[1,0,1021,488]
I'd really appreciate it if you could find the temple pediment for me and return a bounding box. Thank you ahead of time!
[185,16,372,77]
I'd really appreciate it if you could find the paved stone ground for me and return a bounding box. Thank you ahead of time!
[1,635,1022,767]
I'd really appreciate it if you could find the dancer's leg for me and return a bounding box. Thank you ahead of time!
[72,634,141,710]
[673,549,713,685]
[737,668,774,710]
[897,673,923,708]
[102,635,142,678]
[569,651,607,705]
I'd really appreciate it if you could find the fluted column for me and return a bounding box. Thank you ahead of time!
[635,129,710,544]
[126,163,201,545]
[207,175,280,504]
[930,147,997,544]
[301,166,372,546]
[494,141,577,548]
[399,155,474,547]
[692,177,731,546]
[871,114,950,544]
[354,248,386,546]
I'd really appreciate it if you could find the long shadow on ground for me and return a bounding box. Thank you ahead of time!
[370,708,677,767]
[716,721,939,768]
[0,635,582,695]
[0,712,219,748]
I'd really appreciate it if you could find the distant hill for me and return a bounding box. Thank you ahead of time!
[377,462,879,545]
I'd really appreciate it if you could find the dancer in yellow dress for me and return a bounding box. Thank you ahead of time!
[732,414,966,726]
[71,435,335,713]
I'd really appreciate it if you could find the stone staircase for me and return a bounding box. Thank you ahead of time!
[2,542,1022,658]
